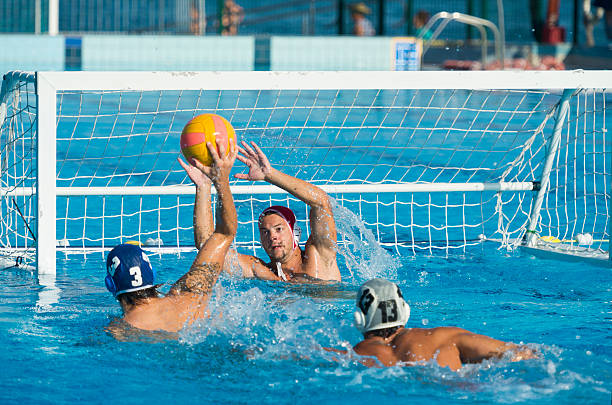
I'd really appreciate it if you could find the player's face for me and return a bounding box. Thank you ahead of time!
[259,214,294,262]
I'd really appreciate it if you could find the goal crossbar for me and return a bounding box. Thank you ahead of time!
[35,70,612,91]
[1,182,536,197]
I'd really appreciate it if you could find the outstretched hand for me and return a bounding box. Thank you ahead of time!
[178,139,237,185]
[178,156,211,188]
[235,141,272,181]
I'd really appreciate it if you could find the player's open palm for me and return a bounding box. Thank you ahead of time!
[203,138,237,183]
[235,141,271,181]
[178,156,210,187]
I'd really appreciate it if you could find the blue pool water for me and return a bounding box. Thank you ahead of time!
[1,84,611,403]
[0,246,610,404]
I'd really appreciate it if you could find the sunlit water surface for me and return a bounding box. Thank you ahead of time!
[0,244,610,404]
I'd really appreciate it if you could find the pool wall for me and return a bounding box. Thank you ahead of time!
[1,34,574,74]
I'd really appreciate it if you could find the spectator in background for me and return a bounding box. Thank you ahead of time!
[349,2,375,36]
[222,0,245,35]
[593,0,612,43]
[190,2,204,35]
[413,10,432,40]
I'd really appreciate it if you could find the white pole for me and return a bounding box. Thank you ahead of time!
[48,0,59,36]
[37,272,60,307]
[35,0,41,34]
[525,88,574,246]
[36,73,57,274]
[38,70,612,92]
[608,94,611,263]
[0,182,536,197]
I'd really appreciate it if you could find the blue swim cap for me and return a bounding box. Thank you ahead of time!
[105,244,156,297]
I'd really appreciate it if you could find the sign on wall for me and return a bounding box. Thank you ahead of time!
[391,37,422,71]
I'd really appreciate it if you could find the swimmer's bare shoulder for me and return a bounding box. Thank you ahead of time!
[353,339,399,366]
[236,253,279,280]
[105,317,178,342]
[322,343,396,367]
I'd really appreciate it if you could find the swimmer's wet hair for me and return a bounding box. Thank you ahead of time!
[364,326,401,339]
[117,286,159,305]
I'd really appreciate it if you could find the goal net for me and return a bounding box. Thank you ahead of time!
[1,71,610,273]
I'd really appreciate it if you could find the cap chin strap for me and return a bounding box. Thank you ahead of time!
[293,224,301,249]
[275,262,288,281]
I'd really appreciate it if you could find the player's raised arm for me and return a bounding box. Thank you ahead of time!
[178,157,213,250]
[171,139,238,295]
[235,141,330,209]
[235,141,338,266]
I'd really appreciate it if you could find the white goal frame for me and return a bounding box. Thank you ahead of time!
[1,70,611,274]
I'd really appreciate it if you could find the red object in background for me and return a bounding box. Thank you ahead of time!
[541,0,566,44]
[541,25,566,43]
[442,60,482,70]
[443,56,564,71]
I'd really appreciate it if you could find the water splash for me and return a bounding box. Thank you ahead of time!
[179,282,271,345]
[331,198,399,282]
[180,278,349,359]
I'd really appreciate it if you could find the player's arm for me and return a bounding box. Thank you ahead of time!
[354,22,365,36]
[180,149,238,277]
[235,252,280,280]
[319,345,383,367]
[170,140,238,295]
[235,141,332,213]
[177,158,214,249]
[303,192,338,279]
[235,141,339,279]
[453,329,537,363]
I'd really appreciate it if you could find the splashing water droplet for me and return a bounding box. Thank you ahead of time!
[330,198,399,281]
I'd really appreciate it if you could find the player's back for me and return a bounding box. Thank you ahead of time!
[391,327,466,368]
[122,293,210,333]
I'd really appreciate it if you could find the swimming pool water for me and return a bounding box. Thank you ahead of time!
[0,246,610,404]
[1,81,610,403]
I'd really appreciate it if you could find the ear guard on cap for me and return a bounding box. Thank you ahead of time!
[105,274,117,295]
[353,309,367,332]
[105,256,119,295]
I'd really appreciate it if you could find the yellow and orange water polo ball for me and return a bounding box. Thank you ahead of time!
[180,113,237,166]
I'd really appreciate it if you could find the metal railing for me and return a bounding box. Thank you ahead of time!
[418,11,505,68]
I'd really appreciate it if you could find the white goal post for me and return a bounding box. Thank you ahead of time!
[1,70,611,274]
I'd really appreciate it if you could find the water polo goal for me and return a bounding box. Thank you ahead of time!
[1,70,610,273]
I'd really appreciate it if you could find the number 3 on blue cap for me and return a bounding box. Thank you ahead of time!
[129,266,143,287]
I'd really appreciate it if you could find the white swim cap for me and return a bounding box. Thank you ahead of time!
[353,278,410,334]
